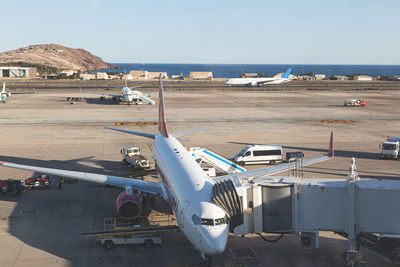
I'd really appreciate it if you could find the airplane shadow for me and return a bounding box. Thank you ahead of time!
[304,166,400,180]
[228,142,380,160]
[85,98,121,105]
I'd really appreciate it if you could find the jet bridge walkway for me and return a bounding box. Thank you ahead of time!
[231,158,400,265]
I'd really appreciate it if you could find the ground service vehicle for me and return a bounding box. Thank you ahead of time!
[232,145,283,166]
[344,98,366,106]
[101,233,161,249]
[1,179,24,195]
[121,147,150,169]
[24,175,50,188]
[380,137,400,159]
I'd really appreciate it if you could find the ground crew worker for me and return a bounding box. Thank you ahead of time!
[59,177,64,189]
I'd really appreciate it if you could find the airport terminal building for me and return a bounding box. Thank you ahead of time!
[0,66,37,78]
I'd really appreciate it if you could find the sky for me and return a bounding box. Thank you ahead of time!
[0,0,399,64]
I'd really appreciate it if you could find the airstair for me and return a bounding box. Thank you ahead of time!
[188,147,246,174]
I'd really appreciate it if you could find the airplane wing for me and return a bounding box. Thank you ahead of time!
[214,132,334,183]
[0,161,164,197]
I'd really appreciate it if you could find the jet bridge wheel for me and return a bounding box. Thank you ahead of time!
[144,239,153,248]
[104,240,114,249]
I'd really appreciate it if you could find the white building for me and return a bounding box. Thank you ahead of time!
[353,75,373,81]
[314,74,326,80]
[80,73,96,80]
[0,67,33,78]
[95,72,108,79]
[189,71,213,80]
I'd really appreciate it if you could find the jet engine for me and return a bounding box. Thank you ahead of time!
[250,81,258,87]
[115,190,142,220]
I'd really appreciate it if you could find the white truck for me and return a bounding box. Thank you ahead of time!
[380,137,400,160]
[121,147,150,169]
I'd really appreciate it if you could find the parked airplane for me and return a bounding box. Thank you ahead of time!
[0,82,11,103]
[0,75,332,266]
[97,77,155,105]
[225,68,292,87]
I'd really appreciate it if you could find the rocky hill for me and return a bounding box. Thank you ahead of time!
[0,44,115,71]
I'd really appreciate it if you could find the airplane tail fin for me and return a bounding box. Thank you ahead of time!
[281,68,292,79]
[158,75,170,138]
[328,132,334,158]
[124,70,128,88]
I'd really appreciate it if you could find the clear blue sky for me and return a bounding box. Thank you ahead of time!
[1,0,399,64]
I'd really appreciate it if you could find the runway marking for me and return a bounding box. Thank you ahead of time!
[318,120,361,123]
[229,247,258,259]
[224,261,248,267]
[19,209,39,215]
[115,122,158,126]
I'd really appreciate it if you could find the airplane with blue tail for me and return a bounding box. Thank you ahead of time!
[225,67,292,87]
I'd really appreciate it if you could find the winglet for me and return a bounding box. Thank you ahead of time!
[158,75,170,138]
[328,132,334,158]
[2,82,5,93]
[281,68,292,79]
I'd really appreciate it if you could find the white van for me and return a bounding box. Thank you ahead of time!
[232,145,283,166]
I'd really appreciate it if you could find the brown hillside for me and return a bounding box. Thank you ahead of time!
[0,44,115,71]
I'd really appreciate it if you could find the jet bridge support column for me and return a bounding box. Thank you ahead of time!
[345,157,361,265]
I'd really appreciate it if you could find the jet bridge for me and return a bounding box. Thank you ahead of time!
[232,158,400,265]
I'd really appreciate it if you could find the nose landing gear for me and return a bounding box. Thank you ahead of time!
[200,252,212,267]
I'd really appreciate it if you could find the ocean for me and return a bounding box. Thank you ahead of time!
[102,63,400,78]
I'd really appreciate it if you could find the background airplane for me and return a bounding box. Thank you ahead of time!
[0,76,332,266]
[96,76,155,105]
[225,67,292,87]
[0,82,11,103]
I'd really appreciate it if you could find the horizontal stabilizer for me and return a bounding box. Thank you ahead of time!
[172,126,214,138]
[105,127,155,139]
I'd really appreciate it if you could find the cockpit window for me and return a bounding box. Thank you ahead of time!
[215,217,227,225]
[201,218,214,226]
[192,214,201,225]
[192,214,227,226]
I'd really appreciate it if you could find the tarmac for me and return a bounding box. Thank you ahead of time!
[0,83,400,266]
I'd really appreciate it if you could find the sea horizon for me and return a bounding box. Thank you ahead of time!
[101,63,400,78]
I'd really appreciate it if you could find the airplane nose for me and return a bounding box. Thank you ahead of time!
[201,225,229,255]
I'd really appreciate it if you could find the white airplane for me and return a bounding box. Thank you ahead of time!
[0,82,11,103]
[225,67,292,87]
[98,77,155,105]
[0,76,333,266]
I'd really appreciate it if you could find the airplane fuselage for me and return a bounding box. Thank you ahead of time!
[152,133,229,255]
[225,77,289,87]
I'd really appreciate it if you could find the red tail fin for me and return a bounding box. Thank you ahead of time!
[158,75,169,138]
[328,132,334,158]
[124,70,128,88]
